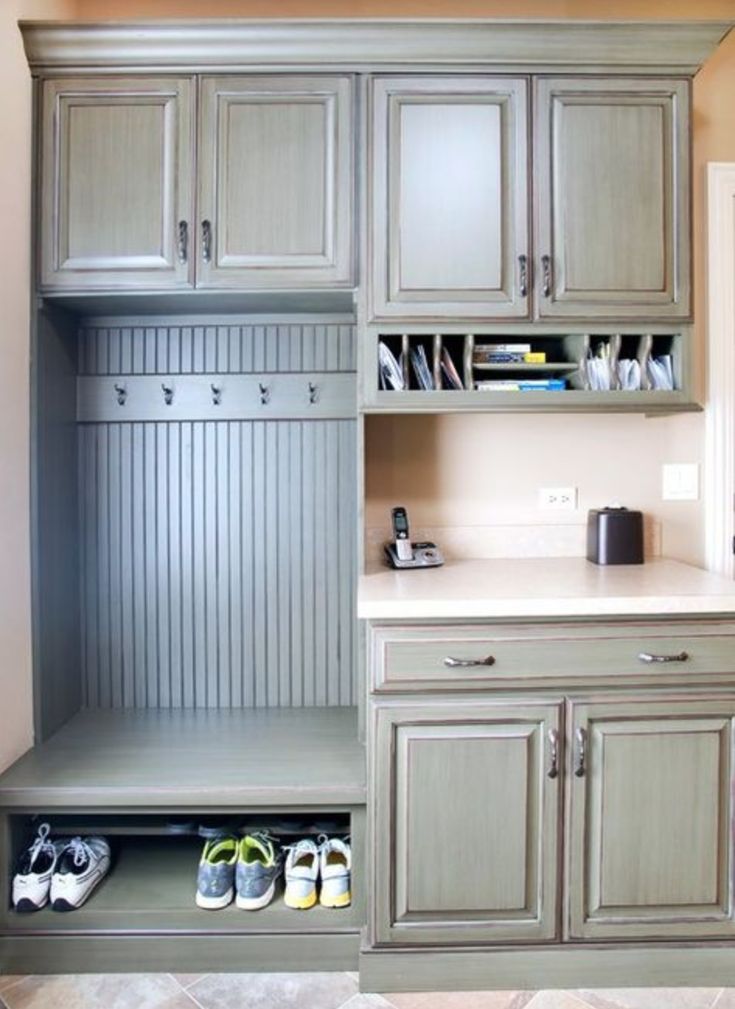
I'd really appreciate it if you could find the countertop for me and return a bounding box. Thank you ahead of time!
[357,557,735,620]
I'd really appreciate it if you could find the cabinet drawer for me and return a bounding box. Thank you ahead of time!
[370,622,735,692]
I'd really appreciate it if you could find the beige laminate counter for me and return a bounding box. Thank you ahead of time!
[358,557,735,621]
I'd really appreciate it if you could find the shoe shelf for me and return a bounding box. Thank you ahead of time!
[0,836,363,935]
[0,707,366,810]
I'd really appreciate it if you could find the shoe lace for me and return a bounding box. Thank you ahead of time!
[28,822,54,867]
[67,836,94,868]
[283,837,317,862]
[317,833,351,854]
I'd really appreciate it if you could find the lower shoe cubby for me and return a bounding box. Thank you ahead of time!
[0,808,365,972]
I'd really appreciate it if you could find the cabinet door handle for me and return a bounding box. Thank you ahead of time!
[518,254,528,298]
[202,219,212,263]
[638,651,690,664]
[547,728,559,779]
[177,220,188,264]
[541,255,552,297]
[574,727,587,777]
[443,655,495,668]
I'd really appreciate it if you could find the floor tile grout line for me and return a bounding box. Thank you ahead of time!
[710,989,726,1009]
[179,986,209,1009]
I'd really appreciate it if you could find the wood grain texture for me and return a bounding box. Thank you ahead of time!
[371,699,561,945]
[198,76,353,289]
[40,77,194,290]
[534,77,690,319]
[371,76,528,320]
[0,707,365,807]
[567,697,735,940]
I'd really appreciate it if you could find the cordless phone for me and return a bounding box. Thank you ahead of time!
[384,506,444,570]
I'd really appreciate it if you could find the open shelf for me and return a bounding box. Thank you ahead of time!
[0,708,365,809]
[2,836,362,935]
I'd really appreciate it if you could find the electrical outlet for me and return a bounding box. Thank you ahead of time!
[538,486,578,511]
[662,463,699,501]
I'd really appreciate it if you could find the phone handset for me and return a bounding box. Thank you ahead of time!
[392,506,414,562]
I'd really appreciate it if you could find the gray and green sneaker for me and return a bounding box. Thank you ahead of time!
[235,833,281,910]
[195,836,238,910]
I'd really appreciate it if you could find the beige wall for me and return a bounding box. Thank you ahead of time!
[0,0,76,774]
[1,2,732,769]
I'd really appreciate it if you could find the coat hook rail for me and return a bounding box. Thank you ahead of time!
[162,382,174,406]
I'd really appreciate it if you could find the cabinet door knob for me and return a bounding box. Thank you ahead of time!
[574,726,587,777]
[541,254,552,297]
[443,655,495,668]
[638,651,689,664]
[547,728,559,779]
[202,219,212,263]
[518,254,528,298]
[177,220,188,264]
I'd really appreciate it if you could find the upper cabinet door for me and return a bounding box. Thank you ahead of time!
[370,77,529,320]
[535,78,690,319]
[568,697,735,940]
[40,77,194,290]
[198,76,353,289]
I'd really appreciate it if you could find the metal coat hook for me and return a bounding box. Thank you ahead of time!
[162,382,174,406]
[114,382,127,406]
[259,382,270,406]
[308,381,318,405]
[211,383,222,406]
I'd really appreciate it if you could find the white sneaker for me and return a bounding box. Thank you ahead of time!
[12,822,63,912]
[319,836,352,908]
[284,838,319,910]
[50,836,111,912]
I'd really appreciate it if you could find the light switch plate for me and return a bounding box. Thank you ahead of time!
[662,463,699,501]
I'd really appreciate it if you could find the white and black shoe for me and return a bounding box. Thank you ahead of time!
[50,836,111,911]
[12,822,63,912]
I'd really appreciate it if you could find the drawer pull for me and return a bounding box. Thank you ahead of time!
[638,650,690,664]
[547,728,559,779]
[443,655,495,669]
[574,727,587,778]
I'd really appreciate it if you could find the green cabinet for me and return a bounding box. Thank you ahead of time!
[535,78,690,319]
[197,76,353,289]
[568,697,735,939]
[372,699,561,944]
[40,77,195,290]
[39,75,354,292]
[369,75,690,322]
[370,76,529,320]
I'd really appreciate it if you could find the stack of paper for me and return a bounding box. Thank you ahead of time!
[410,345,434,390]
[378,341,405,390]
[647,354,675,391]
[617,358,641,391]
[440,348,464,390]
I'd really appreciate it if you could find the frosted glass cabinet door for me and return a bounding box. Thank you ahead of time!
[372,701,561,945]
[568,698,735,940]
[197,76,353,289]
[535,78,690,319]
[40,77,194,290]
[370,77,529,320]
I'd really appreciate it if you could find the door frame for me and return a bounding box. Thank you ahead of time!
[705,163,735,577]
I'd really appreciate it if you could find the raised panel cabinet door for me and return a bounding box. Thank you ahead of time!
[535,77,690,319]
[372,700,561,945]
[40,77,194,290]
[198,76,353,289]
[568,697,735,940]
[370,77,529,320]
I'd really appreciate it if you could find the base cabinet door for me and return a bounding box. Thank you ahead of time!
[534,77,690,319]
[198,76,353,289]
[568,697,735,939]
[370,77,529,320]
[372,700,561,945]
[40,77,194,290]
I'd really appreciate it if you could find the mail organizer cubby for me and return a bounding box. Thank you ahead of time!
[367,329,691,413]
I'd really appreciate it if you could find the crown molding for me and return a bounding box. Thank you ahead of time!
[18,19,734,75]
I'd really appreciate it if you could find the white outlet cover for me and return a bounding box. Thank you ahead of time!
[662,463,699,501]
[538,486,578,510]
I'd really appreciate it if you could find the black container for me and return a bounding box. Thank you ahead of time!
[587,507,644,565]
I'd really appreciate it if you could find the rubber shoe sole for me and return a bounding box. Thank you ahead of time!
[236,880,276,911]
[284,887,317,910]
[14,896,47,913]
[320,888,351,908]
[195,887,233,910]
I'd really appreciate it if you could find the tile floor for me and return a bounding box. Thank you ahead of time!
[0,975,731,1009]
